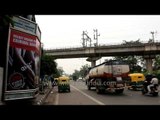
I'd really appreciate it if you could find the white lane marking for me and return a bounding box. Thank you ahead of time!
[71,85,105,105]
[54,92,59,105]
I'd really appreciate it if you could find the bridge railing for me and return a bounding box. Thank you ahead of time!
[44,40,160,52]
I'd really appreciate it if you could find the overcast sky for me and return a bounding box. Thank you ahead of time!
[35,15,160,75]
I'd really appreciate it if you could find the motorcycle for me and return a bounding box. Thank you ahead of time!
[141,81,159,96]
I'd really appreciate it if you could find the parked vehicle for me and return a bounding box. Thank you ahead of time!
[58,76,70,93]
[127,73,145,91]
[85,60,130,94]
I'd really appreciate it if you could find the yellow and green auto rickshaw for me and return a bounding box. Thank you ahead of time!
[128,73,145,91]
[58,76,70,93]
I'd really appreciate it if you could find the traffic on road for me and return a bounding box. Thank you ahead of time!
[43,80,160,105]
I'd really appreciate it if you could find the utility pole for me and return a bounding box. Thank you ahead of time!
[82,31,92,47]
[93,29,100,46]
[150,31,155,43]
[82,31,85,47]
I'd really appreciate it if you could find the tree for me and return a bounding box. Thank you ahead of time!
[72,70,80,81]
[121,39,143,46]
[153,55,160,70]
[40,55,59,76]
[57,67,64,76]
[113,39,144,73]
[71,64,90,81]
[0,15,14,27]
[79,64,90,79]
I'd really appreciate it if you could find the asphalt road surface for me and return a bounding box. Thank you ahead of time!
[43,80,160,105]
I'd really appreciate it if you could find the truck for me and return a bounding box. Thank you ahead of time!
[0,15,41,103]
[85,60,130,94]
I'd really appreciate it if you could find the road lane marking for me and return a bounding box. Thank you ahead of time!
[71,85,105,105]
[54,92,59,105]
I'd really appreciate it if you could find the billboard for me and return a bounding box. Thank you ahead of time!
[7,28,41,91]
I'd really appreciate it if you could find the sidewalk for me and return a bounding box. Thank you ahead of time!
[34,87,53,105]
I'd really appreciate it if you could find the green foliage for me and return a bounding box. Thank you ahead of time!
[155,70,160,82]
[40,55,58,76]
[71,64,90,81]
[57,67,64,76]
[122,39,143,45]
[153,55,160,70]
[72,70,79,81]
[72,75,78,81]
[114,40,144,73]
[0,15,14,27]
[79,64,90,78]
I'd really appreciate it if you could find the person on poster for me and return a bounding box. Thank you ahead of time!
[8,47,38,90]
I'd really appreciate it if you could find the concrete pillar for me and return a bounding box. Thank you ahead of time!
[91,61,96,67]
[144,55,155,72]
[145,58,153,72]
[86,57,101,67]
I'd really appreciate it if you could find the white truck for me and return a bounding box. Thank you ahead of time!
[85,60,130,94]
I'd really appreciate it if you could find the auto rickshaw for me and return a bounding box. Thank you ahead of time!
[128,73,145,90]
[57,76,70,93]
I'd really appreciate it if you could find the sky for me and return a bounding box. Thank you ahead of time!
[35,15,160,75]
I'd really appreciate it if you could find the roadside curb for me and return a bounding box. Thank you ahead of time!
[36,87,53,105]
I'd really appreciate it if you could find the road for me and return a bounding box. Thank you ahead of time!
[43,80,160,105]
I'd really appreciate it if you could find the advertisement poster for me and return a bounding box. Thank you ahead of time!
[7,28,41,91]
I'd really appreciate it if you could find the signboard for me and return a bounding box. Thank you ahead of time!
[9,29,40,55]
[6,28,41,91]
[36,25,41,40]
[12,16,37,35]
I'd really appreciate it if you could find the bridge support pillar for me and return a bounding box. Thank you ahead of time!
[86,57,101,67]
[143,55,155,72]
[91,61,96,67]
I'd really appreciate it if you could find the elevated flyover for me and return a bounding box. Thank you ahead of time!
[45,43,160,58]
[45,42,160,71]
